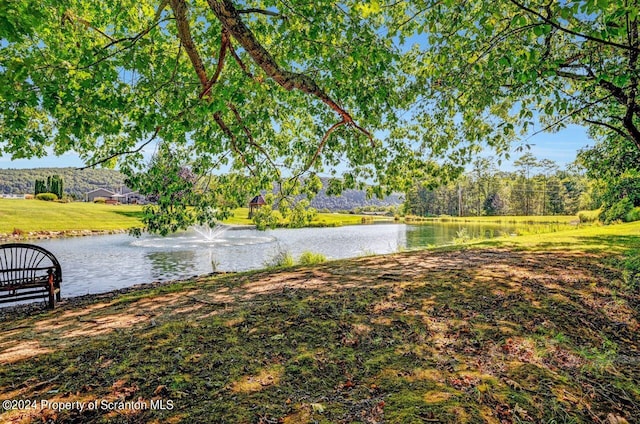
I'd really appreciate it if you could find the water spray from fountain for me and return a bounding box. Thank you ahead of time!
[191,223,228,241]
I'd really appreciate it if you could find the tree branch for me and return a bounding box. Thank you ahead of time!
[555,70,593,81]
[80,127,162,169]
[208,0,372,143]
[471,23,541,65]
[200,29,230,99]
[61,10,115,42]
[170,0,209,86]
[237,8,284,18]
[584,118,636,142]
[306,120,348,170]
[227,40,254,78]
[102,0,170,49]
[227,102,280,172]
[213,111,256,176]
[525,94,614,140]
[508,0,640,53]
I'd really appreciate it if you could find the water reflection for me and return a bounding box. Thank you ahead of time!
[146,250,200,280]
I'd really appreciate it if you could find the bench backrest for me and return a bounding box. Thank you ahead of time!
[0,243,62,288]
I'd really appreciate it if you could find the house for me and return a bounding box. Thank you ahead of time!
[124,192,144,204]
[85,187,146,204]
[85,188,116,203]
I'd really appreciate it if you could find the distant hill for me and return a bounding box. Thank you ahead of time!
[0,168,403,209]
[0,167,126,198]
[308,179,403,211]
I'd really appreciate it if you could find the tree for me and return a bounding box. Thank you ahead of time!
[404,0,640,155]
[34,174,64,198]
[578,135,640,219]
[513,153,539,215]
[0,0,437,233]
[5,1,635,233]
[483,192,505,216]
[538,159,558,215]
[34,179,46,196]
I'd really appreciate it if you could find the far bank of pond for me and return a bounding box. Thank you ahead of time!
[16,221,579,301]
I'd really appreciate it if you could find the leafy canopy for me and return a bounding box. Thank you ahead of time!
[2,0,639,232]
[401,0,640,153]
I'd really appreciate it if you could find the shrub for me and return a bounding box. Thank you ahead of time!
[602,198,633,224]
[625,206,640,222]
[35,192,58,201]
[452,227,472,244]
[577,209,601,223]
[299,251,327,265]
[94,197,107,204]
[264,246,295,269]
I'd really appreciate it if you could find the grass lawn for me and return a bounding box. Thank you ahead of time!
[0,222,638,423]
[0,200,391,237]
[224,207,393,226]
[406,215,577,224]
[473,220,640,254]
[0,199,144,235]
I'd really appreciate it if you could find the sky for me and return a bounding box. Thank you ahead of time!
[0,123,593,172]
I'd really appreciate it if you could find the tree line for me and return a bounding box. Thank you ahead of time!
[404,153,593,218]
[34,175,64,199]
[405,144,640,223]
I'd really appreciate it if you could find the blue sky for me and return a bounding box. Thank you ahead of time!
[0,123,592,172]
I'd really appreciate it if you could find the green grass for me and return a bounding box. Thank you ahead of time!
[0,199,144,235]
[0,200,392,236]
[406,214,577,224]
[223,207,393,227]
[473,220,640,254]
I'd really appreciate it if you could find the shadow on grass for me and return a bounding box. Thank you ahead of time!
[480,234,640,254]
[0,249,638,423]
[111,210,145,219]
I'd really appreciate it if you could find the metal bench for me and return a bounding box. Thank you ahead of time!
[0,243,62,309]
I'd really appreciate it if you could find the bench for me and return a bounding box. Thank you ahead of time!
[0,243,62,309]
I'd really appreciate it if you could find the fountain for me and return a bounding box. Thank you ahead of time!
[130,223,275,249]
[192,223,229,241]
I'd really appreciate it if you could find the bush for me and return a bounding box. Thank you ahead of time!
[35,192,58,201]
[602,198,633,224]
[577,209,601,223]
[625,206,640,222]
[264,246,295,269]
[299,251,327,265]
[93,197,107,204]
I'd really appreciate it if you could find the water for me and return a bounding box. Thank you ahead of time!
[6,222,560,301]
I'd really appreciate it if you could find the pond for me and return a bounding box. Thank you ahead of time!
[8,221,569,302]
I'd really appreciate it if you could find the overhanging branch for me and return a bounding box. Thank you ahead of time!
[80,127,162,169]
[524,94,614,140]
[509,0,640,53]
[237,8,284,18]
[208,0,372,144]
[584,118,635,142]
[170,0,209,86]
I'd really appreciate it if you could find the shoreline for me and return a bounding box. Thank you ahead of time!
[0,228,130,243]
[0,224,260,243]
[0,271,231,320]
